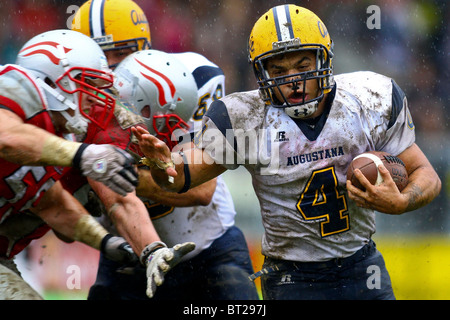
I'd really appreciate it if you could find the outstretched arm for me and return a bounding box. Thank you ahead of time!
[0,109,138,196]
[87,178,161,255]
[131,126,226,193]
[137,169,216,207]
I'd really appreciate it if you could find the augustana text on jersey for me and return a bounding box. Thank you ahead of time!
[286,146,345,166]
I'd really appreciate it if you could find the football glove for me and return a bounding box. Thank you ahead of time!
[141,241,195,298]
[73,143,138,196]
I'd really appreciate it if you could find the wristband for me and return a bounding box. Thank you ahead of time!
[100,234,113,253]
[139,156,174,170]
[177,151,191,194]
[73,215,108,250]
[72,143,89,170]
[40,135,82,167]
[140,241,167,266]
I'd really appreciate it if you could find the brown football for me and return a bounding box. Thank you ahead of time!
[346,151,408,191]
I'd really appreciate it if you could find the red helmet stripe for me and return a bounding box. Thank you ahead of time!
[19,41,72,65]
[135,58,176,97]
[140,72,168,106]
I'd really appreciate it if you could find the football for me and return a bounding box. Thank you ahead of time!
[346,151,408,191]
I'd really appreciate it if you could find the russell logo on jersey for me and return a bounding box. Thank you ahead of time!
[274,131,289,142]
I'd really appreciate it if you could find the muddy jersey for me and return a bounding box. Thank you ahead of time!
[0,65,62,258]
[198,71,415,262]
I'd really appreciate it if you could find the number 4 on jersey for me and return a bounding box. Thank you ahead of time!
[297,167,349,237]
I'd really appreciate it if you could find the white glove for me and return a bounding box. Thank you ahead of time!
[141,241,195,298]
[73,144,138,196]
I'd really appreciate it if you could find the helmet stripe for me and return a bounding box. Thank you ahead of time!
[135,58,176,106]
[89,0,106,38]
[273,5,295,42]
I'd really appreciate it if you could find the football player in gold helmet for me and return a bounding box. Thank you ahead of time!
[248,5,334,119]
[72,0,151,68]
[134,4,441,300]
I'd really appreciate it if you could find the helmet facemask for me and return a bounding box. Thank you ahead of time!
[253,44,333,119]
[152,113,190,151]
[99,37,151,52]
[54,66,116,134]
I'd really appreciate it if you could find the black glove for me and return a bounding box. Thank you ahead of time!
[100,234,138,264]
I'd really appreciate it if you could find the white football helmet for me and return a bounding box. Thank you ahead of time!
[16,29,116,134]
[114,50,198,150]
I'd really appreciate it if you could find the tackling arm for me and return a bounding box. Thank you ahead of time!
[0,109,138,196]
[0,109,80,166]
[30,181,107,250]
[87,177,161,255]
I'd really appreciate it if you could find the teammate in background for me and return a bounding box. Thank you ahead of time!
[133,4,442,300]
[0,29,139,299]
[72,0,259,300]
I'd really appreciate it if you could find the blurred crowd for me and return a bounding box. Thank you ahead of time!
[0,0,448,233]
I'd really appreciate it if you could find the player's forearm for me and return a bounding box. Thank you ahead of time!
[148,148,225,193]
[0,119,81,167]
[89,178,161,254]
[396,144,442,213]
[137,169,216,206]
[401,165,441,213]
[32,182,108,250]
[106,198,161,254]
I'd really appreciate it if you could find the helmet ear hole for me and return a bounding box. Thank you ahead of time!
[141,105,151,119]
[44,77,56,89]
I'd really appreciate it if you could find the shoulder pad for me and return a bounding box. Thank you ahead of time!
[0,65,47,120]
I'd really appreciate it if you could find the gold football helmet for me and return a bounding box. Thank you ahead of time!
[72,0,151,55]
[248,5,334,118]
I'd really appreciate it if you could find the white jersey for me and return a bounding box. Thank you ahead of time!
[141,52,236,260]
[197,71,415,262]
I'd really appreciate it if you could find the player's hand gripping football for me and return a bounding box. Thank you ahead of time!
[346,164,407,214]
[141,241,195,298]
[73,144,138,196]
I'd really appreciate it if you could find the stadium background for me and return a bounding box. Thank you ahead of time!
[0,0,448,299]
